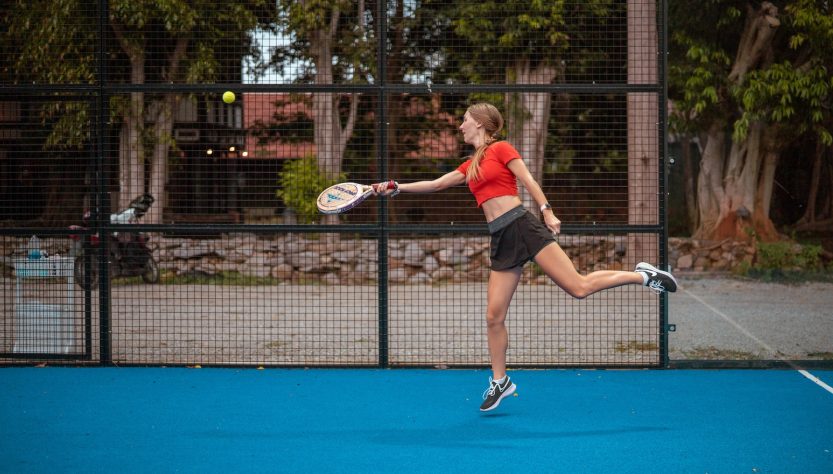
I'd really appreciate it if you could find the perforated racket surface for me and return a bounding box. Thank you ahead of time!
[316,182,374,214]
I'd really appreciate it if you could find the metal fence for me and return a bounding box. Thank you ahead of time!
[0,0,668,367]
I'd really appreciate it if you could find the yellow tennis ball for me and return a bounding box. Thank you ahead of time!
[222,91,235,104]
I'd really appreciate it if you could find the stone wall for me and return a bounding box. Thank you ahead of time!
[2,234,767,283]
[668,237,756,272]
[150,234,632,285]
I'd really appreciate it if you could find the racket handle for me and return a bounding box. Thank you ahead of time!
[373,180,399,195]
[387,180,400,196]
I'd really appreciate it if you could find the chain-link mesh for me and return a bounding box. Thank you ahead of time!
[1,0,667,367]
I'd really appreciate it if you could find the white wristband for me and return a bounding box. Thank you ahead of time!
[540,203,552,212]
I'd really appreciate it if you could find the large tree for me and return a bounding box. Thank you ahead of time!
[453,1,620,213]
[266,0,461,223]
[749,0,833,233]
[4,0,275,223]
[267,0,371,225]
[670,0,832,241]
[271,0,370,180]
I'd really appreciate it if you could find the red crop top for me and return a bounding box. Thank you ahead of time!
[456,141,521,207]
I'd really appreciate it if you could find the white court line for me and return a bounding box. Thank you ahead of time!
[798,370,833,395]
[682,288,833,396]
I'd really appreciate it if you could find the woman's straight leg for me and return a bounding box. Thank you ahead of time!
[486,266,523,380]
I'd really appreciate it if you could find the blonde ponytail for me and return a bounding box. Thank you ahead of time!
[462,103,504,183]
[466,136,497,182]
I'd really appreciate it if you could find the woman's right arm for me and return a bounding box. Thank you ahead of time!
[375,170,465,195]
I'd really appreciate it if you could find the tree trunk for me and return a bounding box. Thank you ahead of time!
[112,23,145,212]
[793,143,833,232]
[311,11,339,181]
[147,37,188,224]
[694,122,779,241]
[505,59,558,215]
[823,150,833,219]
[627,0,658,267]
[147,95,176,224]
[824,152,833,218]
[796,141,824,226]
[728,2,780,84]
[680,135,698,233]
[692,3,781,242]
[122,79,145,212]
[752,145,779,239]
[694,123,727,238]
[309,6,359,226]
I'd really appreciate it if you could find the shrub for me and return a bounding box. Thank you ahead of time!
[747,240,826,282]
[755,241,822,271]
[276,156,344,224]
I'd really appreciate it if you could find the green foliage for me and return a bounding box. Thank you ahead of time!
[44,102,91,150]
[787,0,833,49]
[3,0,97,85]
[756,241,822,270]
[276,156,344,224]
[733,62,832,145]
[274,0,372,83]
[453,0,616,69]
[668,32,732,132]
[669,0,833,145]
[744,240,828,282]
[3,0,97,150]
[4,0,276,152]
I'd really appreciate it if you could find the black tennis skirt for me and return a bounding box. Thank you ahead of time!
[489,207,556,271]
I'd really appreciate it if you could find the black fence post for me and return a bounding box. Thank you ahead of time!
[660,0,671,368]
[96,0,112,365]
[377,0,389,368]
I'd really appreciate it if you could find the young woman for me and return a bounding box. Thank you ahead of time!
[373,102,677,412]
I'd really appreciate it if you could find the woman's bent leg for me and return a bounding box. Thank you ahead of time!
[533,243,643,299]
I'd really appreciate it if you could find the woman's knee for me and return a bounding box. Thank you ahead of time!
[560,279,591,299]
[485,308,506,328]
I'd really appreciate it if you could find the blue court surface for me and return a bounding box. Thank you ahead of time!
[1,368,831,473]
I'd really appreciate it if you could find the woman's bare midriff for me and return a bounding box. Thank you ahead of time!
[482,195,524,223]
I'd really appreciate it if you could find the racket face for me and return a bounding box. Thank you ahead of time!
[317,182,370,214]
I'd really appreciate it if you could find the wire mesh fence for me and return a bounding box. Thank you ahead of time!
[0,0,668,367]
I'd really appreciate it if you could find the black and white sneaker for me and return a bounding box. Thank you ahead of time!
[635,262,678,294]
[480,376,516,412]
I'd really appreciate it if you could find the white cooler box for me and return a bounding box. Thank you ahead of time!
[12,257,76,355]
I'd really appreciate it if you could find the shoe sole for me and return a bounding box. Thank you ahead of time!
[479,383,516,412]
[635,262,678,292]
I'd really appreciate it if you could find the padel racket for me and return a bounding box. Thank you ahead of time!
[316,181,394,214]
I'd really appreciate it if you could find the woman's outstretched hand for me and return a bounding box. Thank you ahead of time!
[372,180,399,196]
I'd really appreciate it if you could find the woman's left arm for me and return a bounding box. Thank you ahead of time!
[507,159,561,234]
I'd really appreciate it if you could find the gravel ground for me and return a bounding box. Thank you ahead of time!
[669,275,833,361]
[3,274,832,364]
